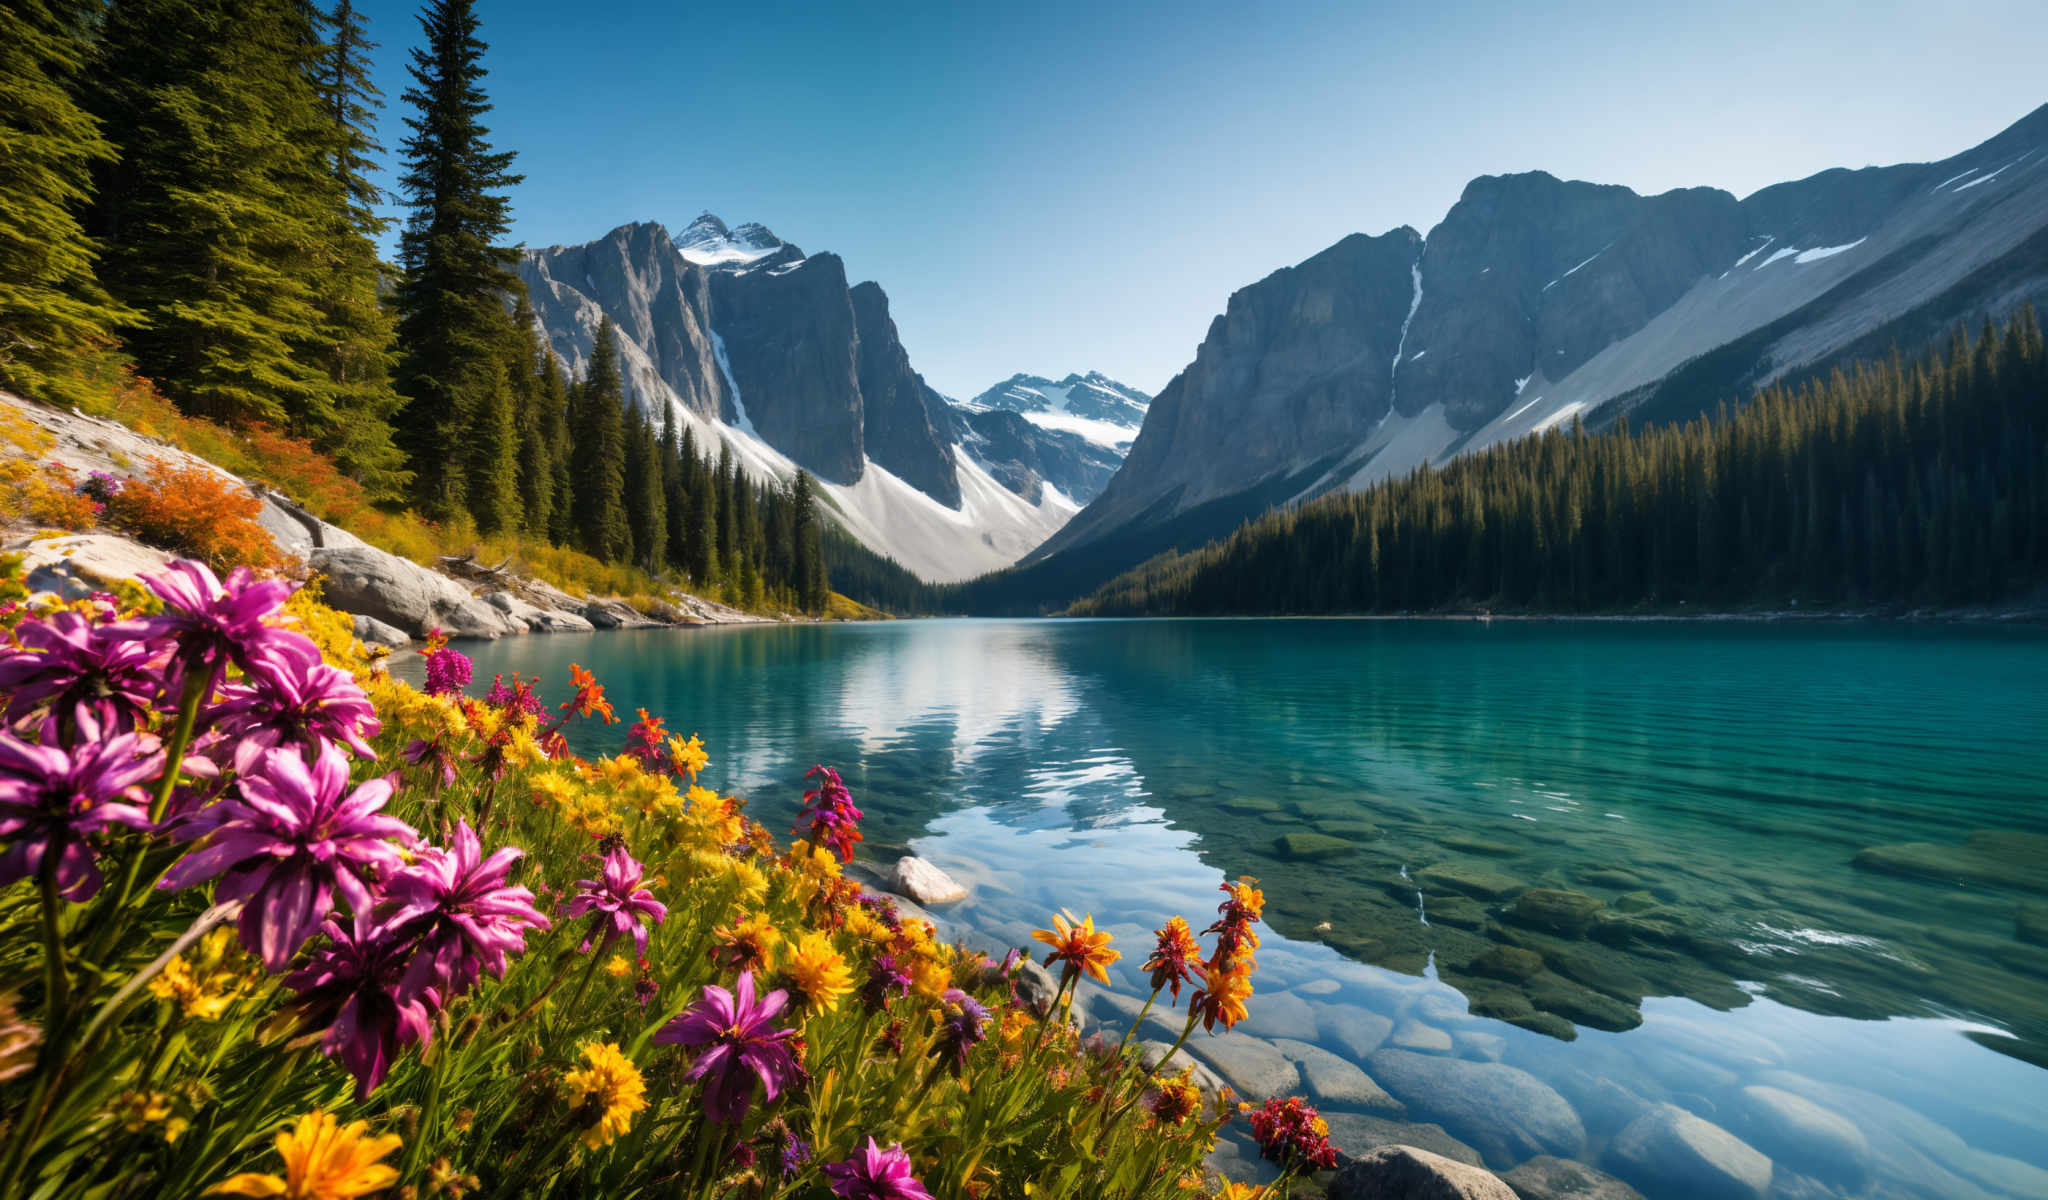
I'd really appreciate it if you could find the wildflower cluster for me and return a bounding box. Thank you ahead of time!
[0,556,1304,1200]
[1246,1095,1339,1173]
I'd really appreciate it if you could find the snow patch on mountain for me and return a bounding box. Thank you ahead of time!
[675,213,795,271]
[1793,239,1866,264]
[968,371,1151,450]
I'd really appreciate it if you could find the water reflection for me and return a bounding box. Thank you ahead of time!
[427,619,2048,1197]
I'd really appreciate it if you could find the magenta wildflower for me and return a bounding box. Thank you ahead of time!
[653,970,801,1125]
[402,733,465,789]
[794,764,863,863]
[421,631,472,697]
[859,954,911,1014]
[381,820,550,1002]
[282,912,436,1099]
[138,561,301,684]
[483,673,546,720]
[0,610,170,732]
[159,742,418,970]
[563,846,667,955]
[778,1131,812,1178]
[931,989,990,1076]
[0,719,160,900]
[209,657,381,769]
[822,1138,934,1200]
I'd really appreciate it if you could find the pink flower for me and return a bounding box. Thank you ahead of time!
[0,610,170,733]
[138,561,304,685]
[208,658,381,768]
[562,846,667,955]
[794,765,863,863]
[654,970,800,1125]
[381,821,549,1002]
[283,912,437,1099]
[159,742,417,970]
[0,717,160,900]
[822,1137,934,1200]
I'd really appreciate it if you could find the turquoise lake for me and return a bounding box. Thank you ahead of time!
[410,619,2048,1198]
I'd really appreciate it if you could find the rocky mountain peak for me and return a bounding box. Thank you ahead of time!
[674,212,803,271]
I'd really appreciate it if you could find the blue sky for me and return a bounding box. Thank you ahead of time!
[348,0,2048,398]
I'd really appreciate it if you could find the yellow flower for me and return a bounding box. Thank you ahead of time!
[711,912,781,974]
[910,956,952,1000]
[1214,1184,1272,1200]
[1032,910,1121,985]
[148,928,248,1021]
[784,931,854,1013]
[604,954,633,979]
[500,725,547,769]
[114,1089,187,1143]
[559,1042,648,1151]
[843,905,884,942]
[1192,960,1255,1032]
[788,839,841,882]
[207,1110,401,1199]
[667,732,709,778]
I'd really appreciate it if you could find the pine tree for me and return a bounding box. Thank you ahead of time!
[686,432,718,584]
[542,351,574,546]
[90,0,333,425]
[661,406,690,569]
[508,298,554,537]
[468,360,520,535]
[302,0,408,497]
[791,469,827,612]
[393,0,525,521]
[0,0,132,401]
[622,403,666,573]
[567,317,629,561]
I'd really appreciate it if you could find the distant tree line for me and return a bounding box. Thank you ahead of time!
[0,0,846,612]
[1070,310,2048,616]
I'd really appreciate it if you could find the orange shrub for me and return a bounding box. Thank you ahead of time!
[0,409,98,530]
[104,458,281,572]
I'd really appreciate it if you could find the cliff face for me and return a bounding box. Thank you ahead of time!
[1029,103,2048,587]
[850,281,960,506]
[706,254,866,485]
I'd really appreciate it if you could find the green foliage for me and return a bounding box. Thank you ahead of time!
[1073,310,2048,616]
[568,317,631,561]
[392,0,525,522]
[0,0,132,402]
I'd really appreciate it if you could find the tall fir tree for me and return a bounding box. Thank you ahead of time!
[90,0,333,425]
[542,350,574,546]
[791,469,827,612]
[567,317,629,561]
[393,0,525,521]
[302,0,409,497]
[508,297,554,537]
[0,0,132,401]
[661,405,691,569]
[468,360,520,535]
[621,403,666,573]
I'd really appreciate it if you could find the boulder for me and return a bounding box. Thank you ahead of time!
[1316,820,1384,840]
[350,613,411,647]
[482,589,595,633]
[1605,1104,1771,1200]
[1734,1086,1868,1187]
[1504,890,1605,938]
[581,596,662,629]
[1270,1038,1404,1115]
[310,545,520,639]
[1011,958,1059,1017]
[1313,1004,1396,1060]
[1499,1156,1645,1200]
[14,533,173,599]
[1852,832,2048,892]
[1470,946,1545,982]
[887,856,968,906]
[1328,1145,1518,1200]
[1189,1032,1301,1099]
[1365,1049,1587,1166]
[1323,1112,1484,1168]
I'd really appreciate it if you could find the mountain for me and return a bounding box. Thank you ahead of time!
[968,371,1152,448]
[1023,103,2048,598]
[519,216,1088,582]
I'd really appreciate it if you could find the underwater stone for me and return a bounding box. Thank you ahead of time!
[1606,1104,1771,1200]
[1501,1156,1647,1200]
[1470,946,1545,981]
[1504,889,1605,938]
[1277,832,1359,860]
[1418,863,1528,901]
[1366,1048,1589,1166]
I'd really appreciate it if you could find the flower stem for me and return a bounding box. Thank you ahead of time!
[149,662,215,824]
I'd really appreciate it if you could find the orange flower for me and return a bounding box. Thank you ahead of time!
[1143,916,1203,1002]
[1190,959,1254,1032]
[1031,909,1121,985]
[562,664,616,724]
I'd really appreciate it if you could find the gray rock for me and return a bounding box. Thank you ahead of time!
[1605,1104,1771,1200]
[1011,958,1059,1017]
[581,596,662,629]
[1418,863,1527,902]
[310,545,520,639]
[1189,1032,1301,1099]
[1453,1031,1506,1062]
[1294,978,1344,997]
[851,281,962,507]
[887,856,968,906]
[15,533,173,599]
[1323,1112,1484,1168]
[1734,1086,1867,1187]
[1365,1048,1587,1166]
[1328,1145,1518,1200]
[1271,1038,1403,1115]
[482,589,595,633]
[1314,1004,1396,1059]
[1389,1020,1453,1054]
[1137,1040,1225,1094]
[1238,988,1321,1041]
[1499,1156,1645,1200]
[1504,889,1605,938]
[350,613,411,647]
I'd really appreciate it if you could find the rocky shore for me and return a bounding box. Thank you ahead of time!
[3,394,773,641]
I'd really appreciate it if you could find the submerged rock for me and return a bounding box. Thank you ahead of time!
[1500,1156,1646,1200]
[1389,1020,1454,1054]
[1277,832,1360,860]
[1734,1085,1868,1187]
[1470,946,1545,981]
[1137,1040,1225,1093]
[887,856,968,905]
[1365,1048,1588,1166]
[1504,889,1605,938]
[1238,988,1321,1041]
[1605,1103,1771,1200]
[1418,862,1527,901]
[1321,1111,1485,1167]
[1312,1003,1396,1060]
[1270,1037,1404,1115]
[1189,1031,1301,1099]
[1329,1145,1518,1200]
[1852,831,2048,891]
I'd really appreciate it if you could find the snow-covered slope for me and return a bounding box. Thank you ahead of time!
[968,371,1152,450]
